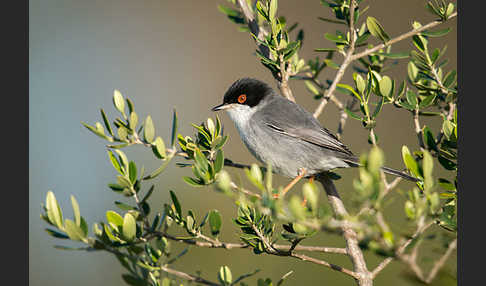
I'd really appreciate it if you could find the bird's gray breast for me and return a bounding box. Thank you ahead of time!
[226,101,350,178]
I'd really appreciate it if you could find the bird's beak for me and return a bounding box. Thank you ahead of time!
[211,103,231,111]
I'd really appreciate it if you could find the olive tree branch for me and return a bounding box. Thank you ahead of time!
[249,223,358,278]
[424,237,457,283]
[236,0,270,58]
[99,243,221,286]
[351,12,457,61]
[314,11,457,119]
[414,108,426,151]
[236,0,295,102]
[160,265,221,286]
[147,230,347,254]
[316,172,373,286]
[371,218,434,278]
[313,0,357,118]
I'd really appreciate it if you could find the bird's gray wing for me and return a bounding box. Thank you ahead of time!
[257,96,355,157]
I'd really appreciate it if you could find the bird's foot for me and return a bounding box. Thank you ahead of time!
[273,168,307,199]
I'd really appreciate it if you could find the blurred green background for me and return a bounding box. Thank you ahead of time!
[29,0,456,285]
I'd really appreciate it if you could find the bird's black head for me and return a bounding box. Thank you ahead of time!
[212,78,274,111]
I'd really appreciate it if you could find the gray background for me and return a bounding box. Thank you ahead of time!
[30,0,457,285]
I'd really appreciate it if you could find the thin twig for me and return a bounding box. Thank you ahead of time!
[313,1,358,119]
[250,223,356,277]
[278,53,296,102]
[414,108,426,151]
[371,218,434,278]
[435,102,456,145]
[160,265,221,286]
[236,0,270,59]
[351,13,457,61]
[150,230,346,254]
[425,238,457,283]
[290,252,359,279]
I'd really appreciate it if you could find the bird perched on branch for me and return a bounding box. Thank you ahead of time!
[212,78,417,196]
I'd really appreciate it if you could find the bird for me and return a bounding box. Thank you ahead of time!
[211,78,418,196]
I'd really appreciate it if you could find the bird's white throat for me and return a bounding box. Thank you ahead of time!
[225,105,256,126]
[225,104,258,141]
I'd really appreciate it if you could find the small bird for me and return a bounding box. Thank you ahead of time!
[212,78,417,196]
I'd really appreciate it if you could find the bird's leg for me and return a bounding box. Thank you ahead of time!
[274,168,307,198]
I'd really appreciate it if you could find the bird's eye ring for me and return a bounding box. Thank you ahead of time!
[238,94,247,104]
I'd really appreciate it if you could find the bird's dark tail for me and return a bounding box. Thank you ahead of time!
[343,159,419,182]
[380,166,419,182]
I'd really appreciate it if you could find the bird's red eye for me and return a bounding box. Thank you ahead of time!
[238,94,247,104]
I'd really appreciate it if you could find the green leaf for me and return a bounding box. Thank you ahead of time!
[404,200,416,219]
[315,48,338,53]
[209,209,222,236]
[324,33,348,44]
[214,149,224,173]
[302,182,318,211]
[114,149,129,173]
[70,195,81,226]
[269,0,278,22]
[250,164,263,185]
[443,70,457,88]
[144,116,155,143]
[442,119,455,140]
[337,83,362,101]
[355,74,366,95]
[218,266,233,285]
[64,219,86,241]
[438,178,456,191]
[46,191,63,229]
[344,108,363,121]
[113,89,126,116]
[81,122,111,141]
[406,90,418,107]
[194,148,209,173]
[122,213,137,241]
[122,274,148,286]
[117,126,128,141]
[378,76,393,98]
[419,95,436,108]
[129,112,138,131]
[100,109,114,136]
[304,81,320,95]
[372,96,385,119]
[126,98,135,114]
[438,155,456,170]
[423,126,437,151]
[169,191,182,218]
[421,27,451,37]
[408,61,418,82]
[128,161,137,184]
[377,52,409,59]
[106,210,124,230]
[422,151,434,192]
[289,196,305,221]
[171,109,178,147]
[402,146,420,178]
[412,35,427,53]
[446,3,455,18]
[45,228,70,239]
[317,17,346,25]
[183,176,203,187]
[217,5,240,17]
[152,136,167,159]
[114,201,136,211]
[366,17,390,42]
